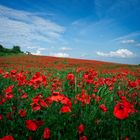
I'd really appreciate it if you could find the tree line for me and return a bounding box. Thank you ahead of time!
[0,44,24,56]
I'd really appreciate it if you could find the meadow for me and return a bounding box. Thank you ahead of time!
[0,55,140,140]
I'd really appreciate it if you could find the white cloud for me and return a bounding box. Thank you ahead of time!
[97,49,134,58]
[0,5,65,50]
[113,31,140,41]
[59,47,72,51]
[50,52,70,57]
[120,39,135,44]
[32,47,46,55]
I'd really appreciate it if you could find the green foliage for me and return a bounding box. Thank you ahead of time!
[12,46,22,53]
[0,44,24,56]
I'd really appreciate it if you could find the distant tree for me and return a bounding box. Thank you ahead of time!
[12,46,20,53]
[0,44,4,55]
[0,44,8,53]
[12,46,22,53]
[0,44,24,56]
[0,44,4,49]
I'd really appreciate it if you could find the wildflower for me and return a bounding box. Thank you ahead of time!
[28,136,32,140]
[4,85,14,100]
[6,112,13,120]
[0,135,14,140]
[31,103,41,111]
[10,69,16,75]
[44,128,51,139]
[21,93,28,99]
[91,94,96,99]
[0,97,5,105]
[25,120,38,131]
[67,73,74,81]
[61,97,72,107]
[60,106,71,113]
[95,96,100,103]
[0,114,3,120]
[78,124,85,135]
[76,92,91,106]
[128,81,137,88]
[99,104,107,112]
[40,99,48,108]
[113,100,135,120]
[19,109,26,117]
[80,136,88,140]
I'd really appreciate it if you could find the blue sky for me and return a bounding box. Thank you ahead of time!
[0,0,140,64]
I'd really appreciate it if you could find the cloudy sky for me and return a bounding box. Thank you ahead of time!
[0,0,140,64]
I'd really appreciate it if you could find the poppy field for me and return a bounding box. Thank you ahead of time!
[0,55,140,140]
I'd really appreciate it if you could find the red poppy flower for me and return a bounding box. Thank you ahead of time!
[99,104,107,112]
[92,94,96,99]
[114,103,128,119]
[76,67,82,73]
[10,69,16,75]
[125,136,129,140]
[105,79,112,86]
[93,89,98,93]
[76,93,91,105]
[44,128,51,139]
[0,97,5,105]
[80,136,88,140]
[113,99,135,120]
[28,136,32,140]
[19,109,26,117]
[95,96,100,103]
[28,72,47,89]
[61,97,72,107]
[0,135,14,140]
[5,93,14,100]
[31,103,41,111]
[4,85,14,100]
[45,97,53,105]
[21,93,28,99]
[25,120,38,131]
[67,73,74,81]
[40,99,48,107]
[60,106,71,113]
[128,81,137,88]
[4,85,14,94]
[0,114,3,120]
[78,124,85,135]
[6,112,13,120]
[50,94,64,102]
[52,91,60,95]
